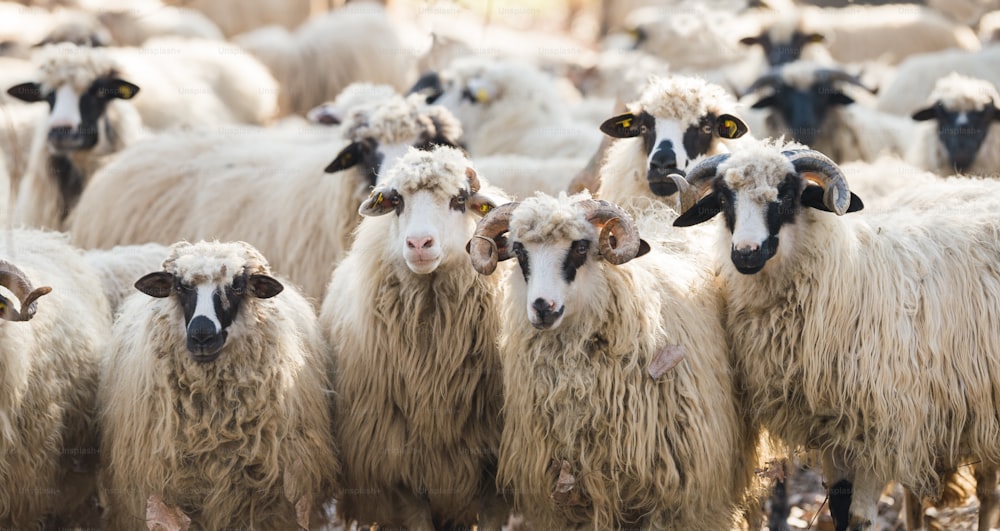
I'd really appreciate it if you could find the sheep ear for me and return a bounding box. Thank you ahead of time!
[247,274,283,299]
[135,272,174,298]
[805,32,825,43]
[102,79,140,100]
[325,142,366,173]
[6,82,44,103]
[468,193,497,217]
[750,95,777,109]
[716,114,748,139]
[831,93,854,106]
[801,185,864,213]
[636,239,651,257]
[358,188,400,217]
[600,112,645,138]
[911,107,937,121]
[739,36,761,46]
[673,193,722,227]
[408,71,444,104]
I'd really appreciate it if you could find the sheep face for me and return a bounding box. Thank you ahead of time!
[7,74,139,153]
[470,195,648,330]
[740,29,824,67]
[745,65,870,146]
[913,102,1000,173]
[360,147,497,275]
[673,147,863,274]
[600,110,748,197]
[406,69,496,129]
[134,242,283,363]
[324,95,463,186]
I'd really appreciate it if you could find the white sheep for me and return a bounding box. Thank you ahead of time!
[741,61,912,164]
[467,192,758,529]
[164,0,313,38]
[99,240,338,530]
[68,94,464,301]
[0,229,110,528]
[322,145,509,529]
[596,75,751,213]
[907,72,1000,176]
[671,138,1000,531]
[234,2,416,117]
[7,43,144,230]
[411,57,603,158]
[82,242,169,316]
[876,46,1000,117]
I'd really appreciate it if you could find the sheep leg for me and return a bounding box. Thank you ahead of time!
[975,463,1000,531]
[822,449,880,531]
[902,485,927,531]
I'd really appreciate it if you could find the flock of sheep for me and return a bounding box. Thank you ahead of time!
[3,0,1000,529]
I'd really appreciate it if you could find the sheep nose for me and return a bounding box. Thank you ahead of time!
[531,298,565,329]
[47,125,74,142]
[186,315,221,350]
[406,236,434,250]
[532,298,557,313]
[649,144,678,172]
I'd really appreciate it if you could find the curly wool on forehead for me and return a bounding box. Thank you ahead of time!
[162,241,270,285]
[776,61,832,90]
[633,75,736,126]
[928,73,1000,112]
[36,43,118,93]
[719,139,798,202]
[344,95,437,145]
[510,192,597,244]
[385,145,471,199]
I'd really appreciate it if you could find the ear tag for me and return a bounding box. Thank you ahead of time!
[118,84,133,99]
[374,192,384,208]
[475,87,490,103]
[722,119,737,138]
[619,117,632,129]
[480,203,492,214]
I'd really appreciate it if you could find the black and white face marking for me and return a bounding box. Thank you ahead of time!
[600,111,747,197]
[512,238,594,330]
[725,174,800,274]
[741,31,824,67]
[751,81,854,146]
[134,270,283,363]
[7,75,138,153]
[913,102,1000,173]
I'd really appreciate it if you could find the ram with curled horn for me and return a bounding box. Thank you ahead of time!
[0,261,52,322]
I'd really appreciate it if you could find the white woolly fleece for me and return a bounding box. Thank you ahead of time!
[718,138,801,200]
[635,75,738,125]
[926,72,1000,112]
[35,43,118,93]
[382,145,472,201]
[509,192,599,245]
[162,241,269,286]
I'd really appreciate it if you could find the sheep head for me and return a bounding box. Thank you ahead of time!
[469,194,649,330]
[0,261,52,322]
[674,142,863,274]
[911,73,1000,173]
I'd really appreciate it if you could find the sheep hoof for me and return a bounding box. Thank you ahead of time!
[550,460,585,507]
[146,494,191,531]
[648,345,686,379]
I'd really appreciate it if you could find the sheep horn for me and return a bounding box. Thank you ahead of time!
[684,153,730,201]
[817,68,875,93]
[576,199,642,265]
[465,167,480,193]
[783,149,851,215]
[0,261,52,321]
[468,202,520,275]
[742,70,783,97]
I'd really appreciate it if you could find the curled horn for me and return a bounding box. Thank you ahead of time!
[783,149,851,214]
[680,153,730,211]
[465,167,480,193]
[741,70,783,97]
[816,68,874,92]
[0,261,52,321]
[468,202,520,275]
[576,199,642,265]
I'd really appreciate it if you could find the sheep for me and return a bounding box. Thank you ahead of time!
[0,229,110,528]
[907,72,1000,176]
[322,145,509,530]
[99,239,338,530]
[68,93,464,301]
[234,2,416,117]
[742,61,912,164]
[467,192,757,529]
[670,138,1000,531]
[596,75,751,213]
[410,57,603,158]
[739,11,832,67]
[7,43,144,230]
[876,46,1000,117]
[304,82,399,126]
[164,0,313,38]
[82,242,169,316]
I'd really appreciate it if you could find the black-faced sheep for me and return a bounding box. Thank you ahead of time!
[908,72,1000,176]
[68,94,463,301]
[742,61,912,164]
[468,192,757,530]
[99,240,338,530]
[322,145,509,529]
[672,138,1000,531]
[0,229,110,528]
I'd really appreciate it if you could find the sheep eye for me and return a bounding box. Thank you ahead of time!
[572,240,590,256]
[701,123,713,135]
[512,242,524,258]
[450,194,467,211]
